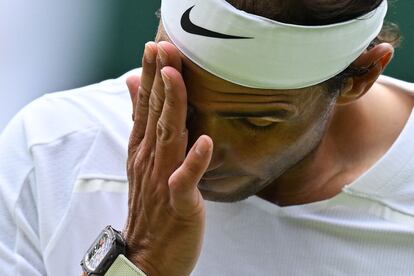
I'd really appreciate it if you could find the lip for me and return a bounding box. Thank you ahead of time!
[201,171,245,181]
[198,175,253,194]
[201,171,231,181]
[201,175,229,181]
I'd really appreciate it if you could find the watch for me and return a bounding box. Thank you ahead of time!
[80,225,146,276]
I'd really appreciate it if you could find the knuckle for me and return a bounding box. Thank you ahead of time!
[136,145,146,161]
[132,160,143,176]
[156,120,176,143]
[127,143,137,157]
[133,152,145,170]
[149,89,164,116]
[137,86,150,108]
[128,127,144,148]
[133,147,153,171]
[180,129,188,140]
[128,139,138,155]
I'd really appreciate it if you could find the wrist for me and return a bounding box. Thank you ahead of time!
[123,228,163,276]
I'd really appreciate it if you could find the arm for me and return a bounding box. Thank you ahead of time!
[122,41,213,276]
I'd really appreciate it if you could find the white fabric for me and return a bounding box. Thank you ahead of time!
[0,70,414,275]
[161,0,388,89]
[105,255,147,276]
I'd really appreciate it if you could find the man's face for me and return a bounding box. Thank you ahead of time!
[158,30,337,202]
[182,58,336,202]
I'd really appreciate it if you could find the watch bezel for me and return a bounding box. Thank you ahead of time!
[81,225,126,276]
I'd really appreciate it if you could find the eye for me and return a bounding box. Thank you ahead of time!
[245,118,275,127]
[240,117,277,132]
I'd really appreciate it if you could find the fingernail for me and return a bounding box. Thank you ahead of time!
[158,44,168,66]
[161,69,171,90]
[381,52,393,68]
[195,138,209,156]
[144,42,155,64]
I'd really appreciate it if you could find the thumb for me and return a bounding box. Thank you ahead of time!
[168,135,213,216]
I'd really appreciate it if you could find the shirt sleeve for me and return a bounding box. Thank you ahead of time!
[0,110,46,275]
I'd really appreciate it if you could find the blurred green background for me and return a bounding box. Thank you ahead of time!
[97,0,161,80]
[114,0,413,81]
[0,0,412,131]
[384,0,414,81]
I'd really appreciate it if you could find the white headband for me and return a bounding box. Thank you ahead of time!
[161,0,388,89]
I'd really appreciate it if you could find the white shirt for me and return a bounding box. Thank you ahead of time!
[0,71,414,275]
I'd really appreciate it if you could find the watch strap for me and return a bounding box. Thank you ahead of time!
[105,254,147,276]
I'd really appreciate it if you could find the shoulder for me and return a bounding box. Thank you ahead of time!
[378,75,414,95]
[1,68,142,180]
[7,68,142,148]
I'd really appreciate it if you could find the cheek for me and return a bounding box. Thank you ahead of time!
[187,105,329,174]
[224,117,327,172]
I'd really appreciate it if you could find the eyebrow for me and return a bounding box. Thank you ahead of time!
[217,109,292,118]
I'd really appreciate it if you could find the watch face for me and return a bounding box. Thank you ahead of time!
[84,231,112,271]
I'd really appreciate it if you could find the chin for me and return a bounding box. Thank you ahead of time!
[198,176,268,203]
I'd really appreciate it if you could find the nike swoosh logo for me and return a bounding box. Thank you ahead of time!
[180,6,253,39]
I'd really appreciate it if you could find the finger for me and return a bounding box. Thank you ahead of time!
[134,42,157,133]
[168,135,213,214]
[126,75,141,121]
[136,41,157,121]
[153,66,188,177]
[143,41,183,149]
[128,42,157,150]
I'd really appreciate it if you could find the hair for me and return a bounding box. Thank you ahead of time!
[224,0,401,97]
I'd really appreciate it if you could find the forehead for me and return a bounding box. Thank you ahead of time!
[156,24,323,106]
[182,53,297,93]
[181,57,328,122]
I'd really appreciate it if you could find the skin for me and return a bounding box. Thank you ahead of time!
[182,46,334,203]
[122,25,414,275]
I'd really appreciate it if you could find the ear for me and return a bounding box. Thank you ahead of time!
[336,43,394,105]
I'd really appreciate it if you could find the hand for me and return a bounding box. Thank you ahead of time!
[124,41,213,276]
